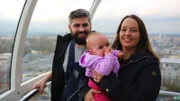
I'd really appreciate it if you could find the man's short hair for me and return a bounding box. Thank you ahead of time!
[69,9,91,24]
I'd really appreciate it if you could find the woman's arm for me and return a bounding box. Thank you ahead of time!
[98,63,161,101]
[78,76,101,101]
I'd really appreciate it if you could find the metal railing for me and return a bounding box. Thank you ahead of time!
[20,89,39,101]
[20,81,180,101]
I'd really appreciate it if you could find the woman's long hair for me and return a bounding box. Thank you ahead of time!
[112,14,160,63]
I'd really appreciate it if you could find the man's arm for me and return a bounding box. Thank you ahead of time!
[32,71,52,94]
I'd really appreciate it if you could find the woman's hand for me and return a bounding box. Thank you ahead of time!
[117,51,124,58]
[92,69,104,83]
[84,89,101,101]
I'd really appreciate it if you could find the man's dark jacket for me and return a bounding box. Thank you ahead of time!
[51,34,72,101]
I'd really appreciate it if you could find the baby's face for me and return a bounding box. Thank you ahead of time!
[89,34,110,57]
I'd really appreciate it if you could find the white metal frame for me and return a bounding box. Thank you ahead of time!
[89,0,102,20]
[0,0,37,100]
[0,0,101,100]
[1,0,180,100]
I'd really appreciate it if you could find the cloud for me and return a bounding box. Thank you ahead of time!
[93,0,180,19]
[136,0,180,17]
[31,0,92,21]
[0,0,180,34]
[92,16,180,34]
[91,0,180,33]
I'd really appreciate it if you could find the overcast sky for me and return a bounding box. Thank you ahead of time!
[0,0,180,34]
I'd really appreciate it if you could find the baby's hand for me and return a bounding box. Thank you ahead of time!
[117,51,124,58]
[92,69,103,83]
[104,47,112,55]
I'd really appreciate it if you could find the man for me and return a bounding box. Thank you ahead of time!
[32,9,91,101]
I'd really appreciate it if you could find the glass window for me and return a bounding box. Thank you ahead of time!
[22,0,93,100]
[92,0,180,100]
[0,0,25,94]
[22,0,93,82]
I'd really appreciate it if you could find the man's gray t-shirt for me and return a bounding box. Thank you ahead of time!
[63,43,86,78]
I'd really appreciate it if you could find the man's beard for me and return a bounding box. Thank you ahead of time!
[72,31,89,45]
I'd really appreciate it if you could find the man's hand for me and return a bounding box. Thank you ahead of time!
[84,89,101,101]
[32,71,51,94]
[32,79,46,94]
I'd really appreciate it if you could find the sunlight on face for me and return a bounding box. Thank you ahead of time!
[120,18,140,51]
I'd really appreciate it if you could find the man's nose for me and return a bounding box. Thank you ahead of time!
[79,26,85,32]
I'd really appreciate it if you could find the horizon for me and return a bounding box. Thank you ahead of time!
[0,31,180,36]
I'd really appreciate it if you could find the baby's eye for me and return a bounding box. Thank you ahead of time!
[106,43,109,47]
[98,46,103,49]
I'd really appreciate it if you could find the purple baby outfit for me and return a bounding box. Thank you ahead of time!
[79,50,120,77]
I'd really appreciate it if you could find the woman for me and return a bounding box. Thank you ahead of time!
[79,14,161,101]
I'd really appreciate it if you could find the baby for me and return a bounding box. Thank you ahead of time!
[79,32,124,101]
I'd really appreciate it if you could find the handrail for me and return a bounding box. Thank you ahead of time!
[20,89,39,101]
[20,82,51,101]
[159,90,180,96]
[20,83,180,101]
